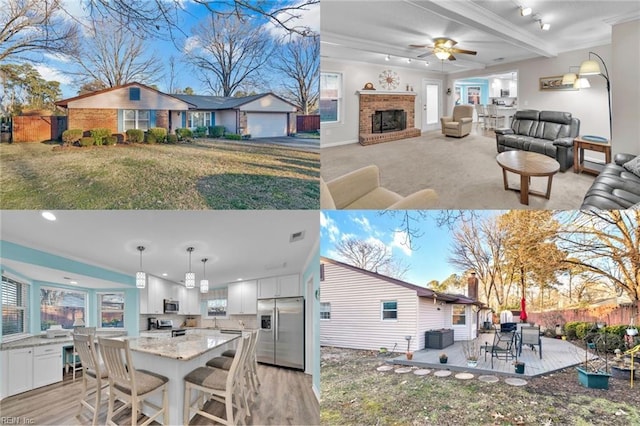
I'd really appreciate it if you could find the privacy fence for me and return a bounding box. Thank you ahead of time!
[528,301,640,329]
[296,114,320,133]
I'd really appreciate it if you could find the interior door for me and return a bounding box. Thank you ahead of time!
[422,79,441,132]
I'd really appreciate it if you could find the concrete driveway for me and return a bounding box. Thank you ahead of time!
[247,136,319,152]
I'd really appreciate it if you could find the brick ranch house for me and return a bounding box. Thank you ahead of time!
[54,82,299,138]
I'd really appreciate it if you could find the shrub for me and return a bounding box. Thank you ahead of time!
[166,134,178,144]
[576,322,597,341]
[90,128,111,146]
[193,126,207,138]
[62,129,83,146]
[209,125,225,137]
[564,321,580,340]
[603,325,627,337]
[79,136,94,147]
[147,127,167,143]
[224,133,242,140]
[175,128,192,140]
[144,132,156,144]
[104,135,117,146]
[241,134,251,139]
[126,129,144,143]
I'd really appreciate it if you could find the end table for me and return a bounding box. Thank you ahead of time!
[573,136,611,175]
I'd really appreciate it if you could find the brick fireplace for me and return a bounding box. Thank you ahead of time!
[358,91,421,145]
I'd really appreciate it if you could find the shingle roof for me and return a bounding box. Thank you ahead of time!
[172,92,296,110]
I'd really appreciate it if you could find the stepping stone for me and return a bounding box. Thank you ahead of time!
[394,367,412,374]
[413,369,432,376]
[505,377,528,387]
[478,375,500,383]
[376,365,394,372]
[455,372,474,380]
[434,370,452,378]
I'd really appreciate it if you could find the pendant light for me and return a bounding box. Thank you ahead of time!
[185,247,195,289]
[200,258,209,294]
[136,246,146,289]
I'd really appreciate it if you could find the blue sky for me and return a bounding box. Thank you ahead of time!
[38,1,319,98]
[320,210,501,286]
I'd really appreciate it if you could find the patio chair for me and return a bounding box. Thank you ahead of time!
[519,326,542,359]
[490,331,517,368]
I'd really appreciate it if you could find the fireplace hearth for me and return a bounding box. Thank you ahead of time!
[372,109,406,133]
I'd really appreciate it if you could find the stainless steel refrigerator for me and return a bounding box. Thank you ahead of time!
[257,297,304,370]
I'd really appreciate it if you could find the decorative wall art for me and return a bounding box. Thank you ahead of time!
[539,75,578,91]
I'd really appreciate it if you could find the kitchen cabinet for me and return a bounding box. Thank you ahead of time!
[174,285,201,315]
[2,347,33,398]
[140,275,173,314]
[257,274,300,299]
[509,80,518,97]
[33,344,63,388]
[227,280,257,315]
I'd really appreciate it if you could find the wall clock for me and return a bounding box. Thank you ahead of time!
[378,69,399,90]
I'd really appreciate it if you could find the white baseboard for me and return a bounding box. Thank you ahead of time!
[312,383,320,401]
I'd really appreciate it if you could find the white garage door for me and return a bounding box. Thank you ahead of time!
[246,112,288,138]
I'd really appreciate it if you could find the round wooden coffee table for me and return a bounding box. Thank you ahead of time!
[496,151,560,205]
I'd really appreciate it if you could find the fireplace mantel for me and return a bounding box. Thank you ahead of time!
[357,90,417,96]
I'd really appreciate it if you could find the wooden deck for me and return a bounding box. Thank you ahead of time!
[391,335,597,377]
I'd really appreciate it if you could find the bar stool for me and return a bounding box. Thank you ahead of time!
[183,331,251,425]
[74,333,108,425]
[69,327,96,381]
[98,337,169,426]
[486,104,505,129]
[475,104,487,130]
[209,330,260,394]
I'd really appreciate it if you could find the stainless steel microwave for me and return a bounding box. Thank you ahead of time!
[163,299,179,313]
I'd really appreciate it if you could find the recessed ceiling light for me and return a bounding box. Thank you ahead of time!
[237,278,242,281]
[70,280,78,284]
[162,273,168,277]
[42,211,56,221]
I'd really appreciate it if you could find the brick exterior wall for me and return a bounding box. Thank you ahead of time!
[239,111,248,135]
[156,110,169,129]
[359,93,420,145]
[68,109,118,134]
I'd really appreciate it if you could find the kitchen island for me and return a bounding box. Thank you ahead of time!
[117,330,239,425]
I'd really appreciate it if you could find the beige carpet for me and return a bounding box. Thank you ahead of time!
[321,129,596,210]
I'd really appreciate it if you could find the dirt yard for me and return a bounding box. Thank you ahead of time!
[321,347,640,425]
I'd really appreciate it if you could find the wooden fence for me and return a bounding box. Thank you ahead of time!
[12,115,67,143]
[528,301,640,329]
[296,114,320,132]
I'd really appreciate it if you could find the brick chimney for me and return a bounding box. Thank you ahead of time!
[467,272,478,300]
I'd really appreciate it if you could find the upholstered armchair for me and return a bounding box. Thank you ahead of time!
[320,165,439,210]
[440,105,474,137]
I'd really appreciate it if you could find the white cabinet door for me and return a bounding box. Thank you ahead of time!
[33,345,63,389]
[228,281,257,315]
[242,280,257,314]
[257,277,278,299]
[144,276,173,314]
[509,80,518,97]
[4,347,33,397]
[277,274,300,297]
[227,282,244,315]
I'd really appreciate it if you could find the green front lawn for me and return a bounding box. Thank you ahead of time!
[0,141,319,209]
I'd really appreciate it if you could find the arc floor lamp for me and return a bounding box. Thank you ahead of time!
[579,52,612,140]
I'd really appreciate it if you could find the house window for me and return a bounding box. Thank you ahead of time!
[2,275,29,338]
[187,112,211,128]
[452,304,466,325]
[40,287,86,330]
[320,302,331,320]
[98,293,125,328]
[129,87,141,101]
[320,264,325,281]
[206,288,227,318]
[320,72,341,123]
[123,109,150,131]
[381,301,398,321]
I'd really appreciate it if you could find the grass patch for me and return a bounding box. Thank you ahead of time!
[0,141,319,209]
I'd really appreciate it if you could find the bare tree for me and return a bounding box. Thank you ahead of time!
[165,56,179,94]
[335,237,409,280]
[187,14,273,96]
[69,18,162,87]
[0,0,79,62]
[272,35,318,114]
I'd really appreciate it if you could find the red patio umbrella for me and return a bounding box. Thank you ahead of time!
[520,297,528,322]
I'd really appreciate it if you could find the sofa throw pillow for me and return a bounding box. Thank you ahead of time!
[622,156,640,177]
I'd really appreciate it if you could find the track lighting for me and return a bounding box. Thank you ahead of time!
[537,19,550,30]
[385,54,390,61]
[406,58,412,63]
[520,6,532,17]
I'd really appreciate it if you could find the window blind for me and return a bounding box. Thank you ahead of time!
[2,275,29,337]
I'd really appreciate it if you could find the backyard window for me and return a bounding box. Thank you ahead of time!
[320,302,331,320]
[99,293,125,328]
[40,287,86,330]
[2,275,29,338]
[452,304,466,325]
[187,112,211,128]
[381,301,398,320]
[320,72,341,123]
[206,288,228,318]
[123,109,150,131]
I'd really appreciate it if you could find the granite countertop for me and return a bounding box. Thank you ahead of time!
[1,331,128,350]
[123,332,239,361]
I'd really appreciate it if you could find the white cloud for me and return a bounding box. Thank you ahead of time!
[320,212,340,243]
[353,216,372,233]
[44,52,72,63]
[34,65,73,85]
[183,36,200,54]
[390,231,412,257]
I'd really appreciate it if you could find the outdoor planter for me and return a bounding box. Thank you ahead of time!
[439,353,448,364]
[576,367,611,389]
[406,352,414,360]
[610,365,637,380]
[514,362,525,374]
[466,360,478,368]
[425,329,454,349]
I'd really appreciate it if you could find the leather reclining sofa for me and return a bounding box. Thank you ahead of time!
[495,110,580,172]
[580,153,640,209]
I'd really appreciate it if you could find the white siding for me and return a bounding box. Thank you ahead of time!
[450,305,476,341]
[417,298,446,350]
[320,263,420,352]
[239,95,297,112]
[216,110,237,133]
[68,85,189,110]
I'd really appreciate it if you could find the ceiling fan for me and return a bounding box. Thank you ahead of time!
[410,38,477,61]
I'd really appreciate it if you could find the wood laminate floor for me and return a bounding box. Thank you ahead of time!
[0,364,319,425]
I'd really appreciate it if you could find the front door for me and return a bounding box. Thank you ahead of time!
[421,79,441,132]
